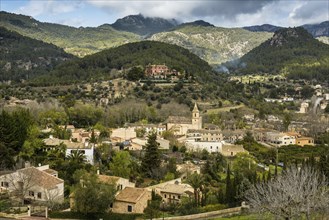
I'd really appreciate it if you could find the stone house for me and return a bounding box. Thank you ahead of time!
[146,179,193,205]
[221,144,247,157]
[111,127,137,141]
[222,130,245,143]
[112,187,151,214]
[295,136,315,146]
[97,175,135,193]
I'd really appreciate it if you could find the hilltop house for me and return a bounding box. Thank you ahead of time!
[0,165,64,204]
[167,103,202,135]
[145,64,181,79]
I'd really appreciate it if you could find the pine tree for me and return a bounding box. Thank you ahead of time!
[141,132,161,178]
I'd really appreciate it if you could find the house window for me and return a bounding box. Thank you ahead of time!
[178,195,181,199]
[127,205,133,212]
[164,194,167,198]
[1,182,9,188]
[29,191,34,197]
[37,192,42,199]
[173,196,175,199]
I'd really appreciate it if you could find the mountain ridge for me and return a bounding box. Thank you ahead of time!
[111,14,179,36]
[235,27,329,81]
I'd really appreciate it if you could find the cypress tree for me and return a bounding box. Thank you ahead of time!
[225,164,234,204]
[141,132,161,178]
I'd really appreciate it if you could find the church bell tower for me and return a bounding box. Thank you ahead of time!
[192,102,202,129]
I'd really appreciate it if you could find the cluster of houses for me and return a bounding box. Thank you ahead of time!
[35,103,317,169]
[0,102,320,215]
[0,164,195,214]
[252,129,314,147]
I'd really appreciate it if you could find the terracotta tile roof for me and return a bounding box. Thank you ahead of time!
[115,187,148,203]
[167,116,191,124]
[98,175,120,184]
[187,129,222,134]
[43,168,58,176]
[160,184,194,195]
[43,137,63,146]
[19,167,63,189]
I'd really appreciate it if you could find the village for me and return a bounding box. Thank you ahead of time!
[1,64,329,219]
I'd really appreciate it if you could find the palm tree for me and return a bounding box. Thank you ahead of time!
[187,173,204,206]
[66,150,87,164]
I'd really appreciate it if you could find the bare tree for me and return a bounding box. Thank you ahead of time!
[3,168,36,205]
[43,186,64,209]
[244,166,329,220]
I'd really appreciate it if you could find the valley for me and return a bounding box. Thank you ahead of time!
[0,8,329,220]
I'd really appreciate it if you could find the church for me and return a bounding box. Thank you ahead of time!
[166,103,202,135]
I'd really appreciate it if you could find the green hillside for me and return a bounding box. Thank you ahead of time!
[34,41,214,85]
[236,27,329,81]
[0,11,140,57]
[0,27,73,81]
[149,25,273,65]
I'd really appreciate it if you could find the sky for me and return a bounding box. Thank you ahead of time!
[1,0,328,28]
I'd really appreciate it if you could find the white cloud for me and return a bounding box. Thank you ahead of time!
[87,0,328,27]
[16,0,84,17]
[10,0,329,27]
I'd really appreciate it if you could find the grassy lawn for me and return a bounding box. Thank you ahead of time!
[215,213,272,220]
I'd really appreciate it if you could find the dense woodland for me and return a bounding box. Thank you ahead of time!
[0,27,73,81]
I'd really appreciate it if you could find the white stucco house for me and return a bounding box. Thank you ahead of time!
[0,165,64,204]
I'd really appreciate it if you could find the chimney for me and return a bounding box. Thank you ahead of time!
[25,161,31,168]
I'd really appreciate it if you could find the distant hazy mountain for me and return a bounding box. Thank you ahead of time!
[111,14,178,36]
[302,21,329,37]
[236,27,329,81]
[244,21,329,37]
[0,11,140,57]
[243,24,283,33]
[0,27,73,81]
[177,20,215,28]
[149,24,273,65]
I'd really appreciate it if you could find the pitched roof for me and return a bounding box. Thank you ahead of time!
[187,129,222,134]
[160,183,194,195]
[167,116,191,124]
[115,187,148,203]
[18,167,63,189]
[43,137,63,146]
[98,175,120,185]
